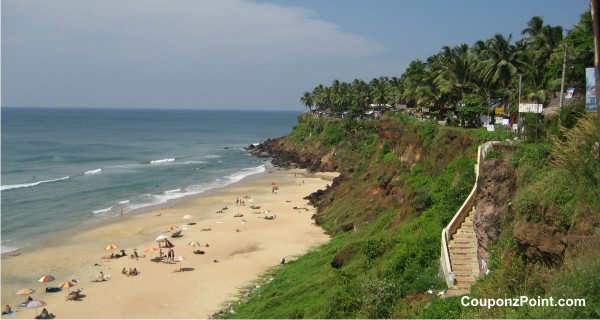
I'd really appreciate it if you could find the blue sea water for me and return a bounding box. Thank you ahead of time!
[1,107,299,253]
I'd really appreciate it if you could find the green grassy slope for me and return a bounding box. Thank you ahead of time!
[218,112,599,318]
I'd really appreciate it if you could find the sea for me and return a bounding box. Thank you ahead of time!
[1,107,299,254]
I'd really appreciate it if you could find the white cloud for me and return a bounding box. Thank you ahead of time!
[2,0,385,108]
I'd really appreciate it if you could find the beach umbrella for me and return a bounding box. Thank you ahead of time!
[182,214,193,220]
[105,243,118,250]
[187,241,200,247]
[144,246,159,253]
[24,300,46,309]
[38,275,55,283]
[155,234,168,241]
[16,288,35,295]
[61,281,77,289]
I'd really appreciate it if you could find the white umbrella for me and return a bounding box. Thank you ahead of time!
[182,215,193,220]
[155,234,168,241]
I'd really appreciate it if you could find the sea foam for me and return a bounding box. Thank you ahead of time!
[126,165,267,212]
[84,168,103,175]
[1,176,70,191]
[150,158,175,164]
[92,207,112,215]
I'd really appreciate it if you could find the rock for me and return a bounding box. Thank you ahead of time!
[331,246,357,269]
[341,223,354,232]
[513,220,566,265]
[473,151,516,271]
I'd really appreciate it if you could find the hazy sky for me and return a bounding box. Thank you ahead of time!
[1,0,589,110]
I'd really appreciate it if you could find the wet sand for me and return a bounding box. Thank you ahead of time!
[1,168,336,318]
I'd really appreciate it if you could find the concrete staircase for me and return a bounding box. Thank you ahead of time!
[446,206,479,296]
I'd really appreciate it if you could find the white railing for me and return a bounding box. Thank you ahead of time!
[440,141,497,287]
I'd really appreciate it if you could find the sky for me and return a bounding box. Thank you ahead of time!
[1,0,590,110]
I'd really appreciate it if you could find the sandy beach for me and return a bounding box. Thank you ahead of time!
[1,168,336,318]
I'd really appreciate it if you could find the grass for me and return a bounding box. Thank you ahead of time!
[219,113,599,319]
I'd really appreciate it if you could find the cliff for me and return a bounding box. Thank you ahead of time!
[220,113,600,319]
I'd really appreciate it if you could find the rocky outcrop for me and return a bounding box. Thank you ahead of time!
[513,220,567,265]
[246,138,337,172]
[473,151,516,268]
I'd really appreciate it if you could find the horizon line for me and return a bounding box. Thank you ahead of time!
[1,106,305,112]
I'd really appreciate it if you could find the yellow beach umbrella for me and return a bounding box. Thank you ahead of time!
[61,281,77,288]
[16,288,35,295]
[105,243,118,250]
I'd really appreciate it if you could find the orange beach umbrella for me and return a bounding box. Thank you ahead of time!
[105,243,118,250]
[144,246,159,253]
[61,281,77,288]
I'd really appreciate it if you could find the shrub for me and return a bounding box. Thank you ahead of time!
[322,122,345,146]
[362,239,386,262]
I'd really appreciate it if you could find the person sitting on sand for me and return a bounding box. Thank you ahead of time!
[2,304,12,315]
[280,256,286,264]
[35,308,55,319]
[122,267,128,276]
[133,249,139,260]
[131,268,138,276]
[120,249,126,257]
[97,271,107,281]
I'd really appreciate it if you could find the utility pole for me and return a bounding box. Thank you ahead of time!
[518,74,522,137]
[559,43,568,110]
[591,0,600,128]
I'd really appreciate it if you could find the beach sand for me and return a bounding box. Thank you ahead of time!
[1,168,336,318]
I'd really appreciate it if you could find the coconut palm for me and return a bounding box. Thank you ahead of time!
[300,92,313,112]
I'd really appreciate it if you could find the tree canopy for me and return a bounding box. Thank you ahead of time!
[299,12,593,121]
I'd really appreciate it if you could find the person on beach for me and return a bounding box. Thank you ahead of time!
[122,267,128,276]
[280,256,286,264]
[133,248,139,260]
[2,304,12,315]
[159,248,164,257]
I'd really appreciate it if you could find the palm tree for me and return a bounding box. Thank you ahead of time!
[522,16,545,42]
[300,92,313,113]
[481,34,520,92]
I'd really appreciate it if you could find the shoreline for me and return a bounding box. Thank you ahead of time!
[1,161,273,258]
[1,166,336,318]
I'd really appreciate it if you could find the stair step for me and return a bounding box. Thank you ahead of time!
[455,229,475,234]
[451,265,475,272]
[452,235,476,240]
[449,240,476,245]
[451,258,475,264]
[446,288,470,296]
[455,274,476,280]
[452,270,476,276]
[450,247,476,252]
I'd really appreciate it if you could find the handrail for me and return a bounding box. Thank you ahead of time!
[440,141,497,287]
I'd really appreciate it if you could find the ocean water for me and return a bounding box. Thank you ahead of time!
[1,107,299,253]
